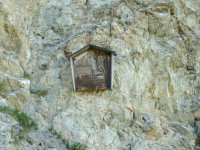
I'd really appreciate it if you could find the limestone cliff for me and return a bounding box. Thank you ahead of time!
[0,0,199,149]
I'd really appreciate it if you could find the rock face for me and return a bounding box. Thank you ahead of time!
[0,0,199,149]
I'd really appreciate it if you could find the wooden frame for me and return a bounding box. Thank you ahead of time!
[69,44,116,91]
[70,57,76,91]
[110,53,114,90]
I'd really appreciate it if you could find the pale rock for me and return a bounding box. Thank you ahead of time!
[0,54,23,77]
[178,95,200,113]
[89,0,120,8]
[171,112,195,126]
[171,123,196,140]
[0,0,200,149]
[5,130,68,150]
[35,113,49,129]
[0,113,17,149]
[27,130,67,150]
[131,141,145,150]
[0,96,8,107]
[5,75,30,90]
[133,112,163,140]
[111,20,124,36]
[37,98,49,118]
[6,89,29,110]
[187,14,197,28]
[17,43,31,67]
[116,3,134,25]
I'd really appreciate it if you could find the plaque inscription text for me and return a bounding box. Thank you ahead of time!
[73,49,111,91]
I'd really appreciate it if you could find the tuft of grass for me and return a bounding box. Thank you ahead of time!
[49,125,54,132]
[40,64,48,70]
[69,143,87,150]
[56,132,62,139]
[62,139,66,144]
[24,72,31,80]
[30,89,48,97]
[19,135,25,141]
[0,107,38,130]
[49,126,63,140]
[3,51,9,55]
[48,126,87,149]
[0,107,38,143]
[49,125,69,148]
[27,138,34,145]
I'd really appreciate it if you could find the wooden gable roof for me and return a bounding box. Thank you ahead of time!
[67,44,117,58]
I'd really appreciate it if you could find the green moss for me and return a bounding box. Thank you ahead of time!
[30,89,48,97]
[24,72,31,79]
[3,51,9,55]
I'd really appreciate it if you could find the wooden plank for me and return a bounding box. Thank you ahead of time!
[70,57,76,91]
[68,44,117,58]
[69,46,90,58]
[110,53,114,90]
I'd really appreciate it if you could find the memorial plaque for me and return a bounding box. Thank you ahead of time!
[68,44,116,91]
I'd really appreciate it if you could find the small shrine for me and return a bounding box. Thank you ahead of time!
[68,44,117,91]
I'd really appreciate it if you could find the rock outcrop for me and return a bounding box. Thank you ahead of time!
[0,0,199,149]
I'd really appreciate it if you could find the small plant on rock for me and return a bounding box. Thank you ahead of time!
[49,125,69,148]
[27,138,34,145]
[23,72,31,80]
[30,89,48,97]
[48,125,87,149]
[0,107,38,144]
[69,143,87,150]
[0,107,38,130]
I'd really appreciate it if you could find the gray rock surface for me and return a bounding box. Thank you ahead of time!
[0,0,199,149]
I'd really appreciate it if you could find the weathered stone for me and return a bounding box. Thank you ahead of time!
[172,123,196,140]
[0,113,17,149]
[0,96,9,107]
[178,95,200,113]
[2,74,31,90]
[6,89,30,110]
[27,130,67,150]
[0,0,199,149]
[0,54,23,77]
[133,112,164,140]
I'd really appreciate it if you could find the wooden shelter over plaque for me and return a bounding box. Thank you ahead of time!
[68,44,117,91]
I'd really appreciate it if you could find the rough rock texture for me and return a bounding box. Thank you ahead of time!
[0,99,67,150]
[0,0,200,149]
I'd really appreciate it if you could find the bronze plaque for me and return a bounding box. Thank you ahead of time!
[73,49,111,91]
